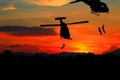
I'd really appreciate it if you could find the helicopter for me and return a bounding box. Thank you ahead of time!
[40,17,89,40]
[70,0,109,15]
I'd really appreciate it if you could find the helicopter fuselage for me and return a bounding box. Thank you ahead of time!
[70,0,109,13]
[59,19,71,40]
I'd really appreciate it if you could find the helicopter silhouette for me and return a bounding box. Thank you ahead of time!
[70,0,109,15]
[41,17,89,40]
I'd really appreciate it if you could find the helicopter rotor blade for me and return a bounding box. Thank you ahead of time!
[41,24,60,27]
[67,20,89,25]
[40,20,89,27]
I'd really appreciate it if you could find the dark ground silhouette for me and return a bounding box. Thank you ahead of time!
[0,49,120,65]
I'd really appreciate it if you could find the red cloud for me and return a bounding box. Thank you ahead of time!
[0,26,56,36]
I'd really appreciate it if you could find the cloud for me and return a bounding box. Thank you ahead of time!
[1,5,16,11]
[8,44,39,53]
[0,1,17,11]
[25,0,72,6]
[108,45,120,52]
[8,44,22,48]
[103,45,120,54]
[0,26,56,36]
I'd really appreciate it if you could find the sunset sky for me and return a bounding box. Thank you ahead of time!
[0,0,120,54]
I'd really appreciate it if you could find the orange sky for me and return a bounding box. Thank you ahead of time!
[0,0,120,54]
[0,24,120,54]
